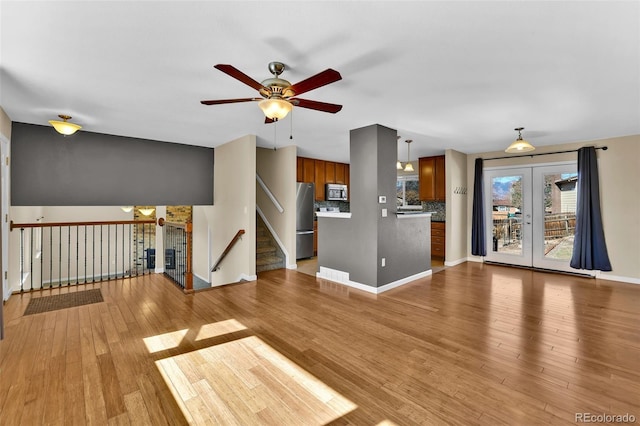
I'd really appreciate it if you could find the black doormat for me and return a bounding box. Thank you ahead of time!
[23,289,104,316]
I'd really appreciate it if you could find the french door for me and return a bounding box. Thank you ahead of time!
[484,162,579,273]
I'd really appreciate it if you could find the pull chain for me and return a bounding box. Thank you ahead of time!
[289,109,294,140]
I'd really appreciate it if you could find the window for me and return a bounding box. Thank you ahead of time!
[397,175,421,209]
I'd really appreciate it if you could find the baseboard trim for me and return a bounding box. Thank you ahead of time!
[237,273,257,283]
[595,273,640,285]
[316,266,432,294]
[444,258,467,267]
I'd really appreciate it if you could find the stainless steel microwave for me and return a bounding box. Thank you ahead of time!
[326,184,348,201]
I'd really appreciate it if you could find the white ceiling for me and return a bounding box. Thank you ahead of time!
[1,1,638,164]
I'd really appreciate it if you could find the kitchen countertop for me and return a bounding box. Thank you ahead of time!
[315,212,352,219]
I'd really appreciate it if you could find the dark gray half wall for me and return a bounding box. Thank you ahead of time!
[11,122,214,206]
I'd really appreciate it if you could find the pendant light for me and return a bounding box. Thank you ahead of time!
[396,135,403,169]
[403,140,414,172]
[505,127,535,153]
[49,114,82,136]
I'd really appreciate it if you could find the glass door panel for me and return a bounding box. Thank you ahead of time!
[532,164,578,272]
[484,168,532,267]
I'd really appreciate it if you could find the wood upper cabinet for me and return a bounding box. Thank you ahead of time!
[314,159,326,200]
[296,156,350,201]
[335,163,346,184]
[302,158,315,183]
[419,155,445,201]
[434,155,446,201]
[325,161,335,184]
[296,157,304,182]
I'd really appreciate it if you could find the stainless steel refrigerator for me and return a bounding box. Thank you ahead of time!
[296,182,315,259]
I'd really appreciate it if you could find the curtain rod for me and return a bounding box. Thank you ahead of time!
[483,146,608,161]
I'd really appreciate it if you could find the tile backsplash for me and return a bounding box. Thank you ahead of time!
[315,200,350,213]
[422,201,446,221]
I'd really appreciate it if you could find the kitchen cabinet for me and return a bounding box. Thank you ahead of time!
[325,161,335,184]
[431,222,445,259]
[296,157,304,182]
[296,156,350,201]
[302,158,315,183]
[314,160,326,200]
[419,155,445,201]
[335,163,346,184]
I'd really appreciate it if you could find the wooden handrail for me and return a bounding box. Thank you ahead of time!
[11,219,157,230]
[211,229,246,272]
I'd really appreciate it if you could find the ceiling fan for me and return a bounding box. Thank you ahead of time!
[201,62,342,123]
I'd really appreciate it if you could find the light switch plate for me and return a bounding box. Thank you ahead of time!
[382,208,387,217]
[379,196,386,203]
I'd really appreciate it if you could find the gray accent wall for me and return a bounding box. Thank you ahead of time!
[11,122,214,206]
[318,124,431,288]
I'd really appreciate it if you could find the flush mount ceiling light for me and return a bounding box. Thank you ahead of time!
[121,206,133,213]
[49,114,82,136]
[505,127,535,153]
[138,208,155,216]
[404,140,414,172]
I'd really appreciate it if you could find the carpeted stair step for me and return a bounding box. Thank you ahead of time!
[256,245,277,256]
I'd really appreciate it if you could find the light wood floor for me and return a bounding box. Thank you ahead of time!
[1,263,639,425]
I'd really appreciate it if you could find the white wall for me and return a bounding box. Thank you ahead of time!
[256,146,296,268]
[466,134,640,283]
[193,135,256,286]
[445,149,468,265]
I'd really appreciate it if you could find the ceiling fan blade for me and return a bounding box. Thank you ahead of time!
[290,98,343,113]
[214,64,266,92]
[200,97,260,105]
[289,69,342,96]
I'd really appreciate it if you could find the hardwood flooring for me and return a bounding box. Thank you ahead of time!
[1,263,638,425]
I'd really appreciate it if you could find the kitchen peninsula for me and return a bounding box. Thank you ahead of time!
[316,124,432,293]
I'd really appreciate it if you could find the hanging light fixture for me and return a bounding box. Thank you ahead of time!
[49,114,82,136]
[396,135,403,169]
[505,127,535,153]
[258,98,292,120]
[403,140,414,172]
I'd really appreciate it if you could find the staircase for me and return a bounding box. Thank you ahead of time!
[256,214,285,273]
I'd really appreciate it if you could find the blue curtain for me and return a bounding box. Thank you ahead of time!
[570,147,612,271]
[471,158,486,256]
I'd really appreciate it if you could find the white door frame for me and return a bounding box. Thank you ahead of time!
[484,161,580,273]
[531,163,580,273]
[1,135,9,301]
[484,167,532,267]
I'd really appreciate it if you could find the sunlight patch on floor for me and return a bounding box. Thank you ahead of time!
[155,335,357,425]
[195,318,247,341]
[143,329,189,353]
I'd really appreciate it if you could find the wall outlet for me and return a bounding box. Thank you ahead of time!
[382,208,387,217]
[381,257,386,267]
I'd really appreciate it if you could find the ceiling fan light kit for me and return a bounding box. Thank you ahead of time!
[505,127,535,153]
[201,61,342,121]
[49,114,81,136]
[259,98,292,120]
